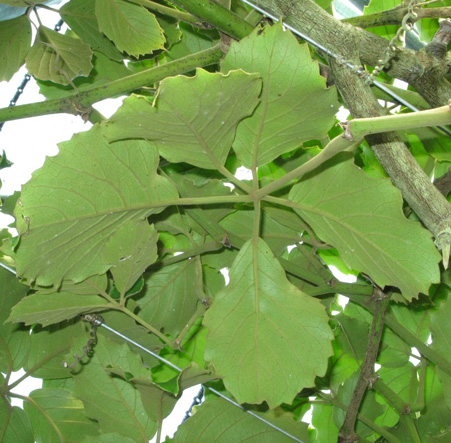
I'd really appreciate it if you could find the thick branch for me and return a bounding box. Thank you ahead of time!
[254,0,451,107]
[343,6,451,28]
[0,45,223,124]
[327,25,451,262]
[338,288,390,442]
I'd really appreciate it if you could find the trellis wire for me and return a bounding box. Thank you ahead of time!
[97,319,306,443]
[240,0,451,138]
[0,261,305,442]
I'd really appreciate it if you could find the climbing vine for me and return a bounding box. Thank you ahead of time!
[1,0,451,441]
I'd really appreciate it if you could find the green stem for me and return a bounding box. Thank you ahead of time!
[252,136,360,199]
[304,283,373,297]
[154,241,223,268]
[170,0,254,39]
[173,303,207,348]
[373,379,421,443]
[0,44,223,124]
[129,0,200,24]
[345,104,451,140]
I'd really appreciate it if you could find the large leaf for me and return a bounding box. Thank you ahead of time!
[288,153,441,301]
[25,26,93,85]
[430,295,451,362]
[0,15,31,82]
[203,238,333,408]
[72,337,157,440]
[23,388,100,442]
[14,127,178,286]
[221,22,338,168]
[102,69,262,169]
[95,0,165,57]
[172,397,310,442]
[7,292,112,327]
[60,0,123,61]
[104,220,158,295]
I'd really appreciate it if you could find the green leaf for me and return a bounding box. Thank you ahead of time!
[0,15,31,82]
[37,51,131,100]
[24,388,100,442]
[221,22,338,167]
[95,0,165,57]
[82,434,136,443]
[0,267,30,373]
[14,127,178,286]
[7,292,112,327]
[25,26,93,85]
[203,238,333,408]
[220,205,303,256]
[430,295,451,361]
[25,320,84,379]
[311,403,339,443]
[72,337,157,440]
[288,153,441,301]
[104,220,158,295]
[102,69,261,169]
[172,397,310,442]
[137,261,200,337]
[60,0,123,61]
[0,404,33,443]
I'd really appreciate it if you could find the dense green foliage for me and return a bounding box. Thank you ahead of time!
[1,0,451,441]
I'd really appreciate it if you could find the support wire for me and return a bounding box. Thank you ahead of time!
[239,0,451,137]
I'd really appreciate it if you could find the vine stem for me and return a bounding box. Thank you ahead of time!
[128,0,200,24]
[0,44,223,124]
[338,288,391,442]
[173,304,207,349]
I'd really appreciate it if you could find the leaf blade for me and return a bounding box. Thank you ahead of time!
[204,238,333,408]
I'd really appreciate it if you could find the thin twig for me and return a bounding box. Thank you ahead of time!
[338,287,391,442]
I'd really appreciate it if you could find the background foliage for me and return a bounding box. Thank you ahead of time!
[1,0,451,441]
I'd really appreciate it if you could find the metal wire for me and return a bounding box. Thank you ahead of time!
[96,320,306,442]
[239,0,451,137]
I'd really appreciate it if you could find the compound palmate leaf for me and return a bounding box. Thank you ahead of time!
[203,238,333,408]
[102,69,261,169]
[221,22,338,168]
[14,126,178,286]
[289,153,441,300]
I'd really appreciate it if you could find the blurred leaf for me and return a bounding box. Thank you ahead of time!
[0,404,33,443]
[0,15,30,81]
[24,388,100,442]
[95,0,165,56]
